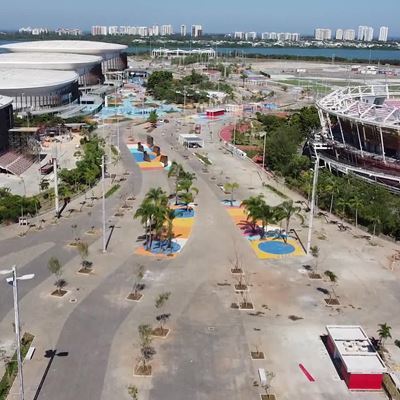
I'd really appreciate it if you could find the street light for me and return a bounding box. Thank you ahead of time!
[0,266,35,400]
[259,131,267,170]
[306,155,320,254]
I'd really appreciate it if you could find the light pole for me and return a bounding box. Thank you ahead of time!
[0,266,35,400]
[101,155,106,253]
[306,155,320,254]
[260,131,267,170]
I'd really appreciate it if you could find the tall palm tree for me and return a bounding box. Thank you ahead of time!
[224,182,240,206]
[134,200,157,249]
[179,192,194,211]
[145,187,168,207]
[165,208,176,250]
[325,177,340,214]
[377,323,392,347]
[241,195,265,231]
[272,205,288,242]
[279,200,304,233]
[168,162,184,205]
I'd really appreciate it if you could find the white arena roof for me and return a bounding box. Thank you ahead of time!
[0,69,79,90]
[0,52,102,71]
[0,40,128,56]
[0,95,13,109]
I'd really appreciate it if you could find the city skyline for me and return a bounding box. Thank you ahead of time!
[0,0,399,36]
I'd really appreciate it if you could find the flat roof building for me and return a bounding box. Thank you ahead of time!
[0,52,104,86]
[0,69,79,111]
[326,325,386,391]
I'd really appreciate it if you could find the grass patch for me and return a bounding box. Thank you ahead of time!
[263,184,288,199]
[194,153,212,165]
[0,332,34,400]
[105,184,120,198]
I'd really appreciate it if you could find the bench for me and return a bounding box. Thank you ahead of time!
[258,368,268,386]
[25,346,35,361]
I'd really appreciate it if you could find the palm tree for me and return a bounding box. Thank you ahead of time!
[336,197,349,218]
[224,182,240,206]
[241,195,265,231]
[145,187,168,207]
[165,208,176,250]
[168,162,184,204]
[179,192,194,211]
[349,195,363,229]
[325,177,340,214]
[271,205,288,242]
[377,323,392,347]
[280,200,304,233]
[134,200,157,249]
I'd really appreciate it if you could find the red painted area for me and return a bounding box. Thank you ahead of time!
[347,373,383,390]
[219,123,251,142]
[299,364,315,382]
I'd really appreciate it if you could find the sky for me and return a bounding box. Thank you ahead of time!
[0,0,399,36]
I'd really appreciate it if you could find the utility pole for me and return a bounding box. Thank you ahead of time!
[261,132,267,170]
[306,155,320,254]
[53,155,59,217]
[116,112,120,151]
[101,155,106,253]
[0,266,35,400]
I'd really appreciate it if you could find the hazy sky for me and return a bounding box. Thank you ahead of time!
[0,0,398,35]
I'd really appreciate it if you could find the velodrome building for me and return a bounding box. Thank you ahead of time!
[0,40,128,72]
[0,69,80,111]
[0,52,104,86]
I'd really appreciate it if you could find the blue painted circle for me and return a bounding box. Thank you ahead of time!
[258,241,295,255]
[130,150,156,162]
[149,240,181,254]
[174,208,194,218]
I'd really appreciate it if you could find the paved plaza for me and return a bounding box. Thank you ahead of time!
[0,110,399,400]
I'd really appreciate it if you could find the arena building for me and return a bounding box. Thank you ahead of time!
[0,69,79,111]
[0,40,128,72]
[0,95,13,152]
[313,84,400,191]
[0,52,104,86]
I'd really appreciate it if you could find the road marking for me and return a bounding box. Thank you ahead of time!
[299,363,315,382]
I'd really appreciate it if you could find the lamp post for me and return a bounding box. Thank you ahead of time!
[306,155,320,254]
[101,155,106,253]
[259,131,267,170]
[0,266,35,400]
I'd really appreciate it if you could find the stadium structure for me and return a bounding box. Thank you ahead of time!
[0,52,104,86]
[0,69,80,111]
[313,84,400,191]
[0,95,13,152]
[0,40,128,72]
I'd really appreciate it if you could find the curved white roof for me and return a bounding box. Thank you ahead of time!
[0,40,128,56]
[0,95,13,109]
[0,69,79,90]
[0,52,102,72]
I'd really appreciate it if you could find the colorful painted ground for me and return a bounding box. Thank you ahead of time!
[222,200,305,260]
[136,205,195,258]
[127,143,167,171]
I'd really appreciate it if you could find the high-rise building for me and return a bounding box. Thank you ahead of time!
[91,26,108,36]
[336,29,343,41]
[245,32,257,41]
[160,24,173,36]
[108,26,119,35]
[343,29,356,41]
[358,26,374,42]
[180,24,187,37]
[191,25,203,37]
[291,33,300,42]
[315,28,332,41]
[379,26,389,42]
[234,32,245,40]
